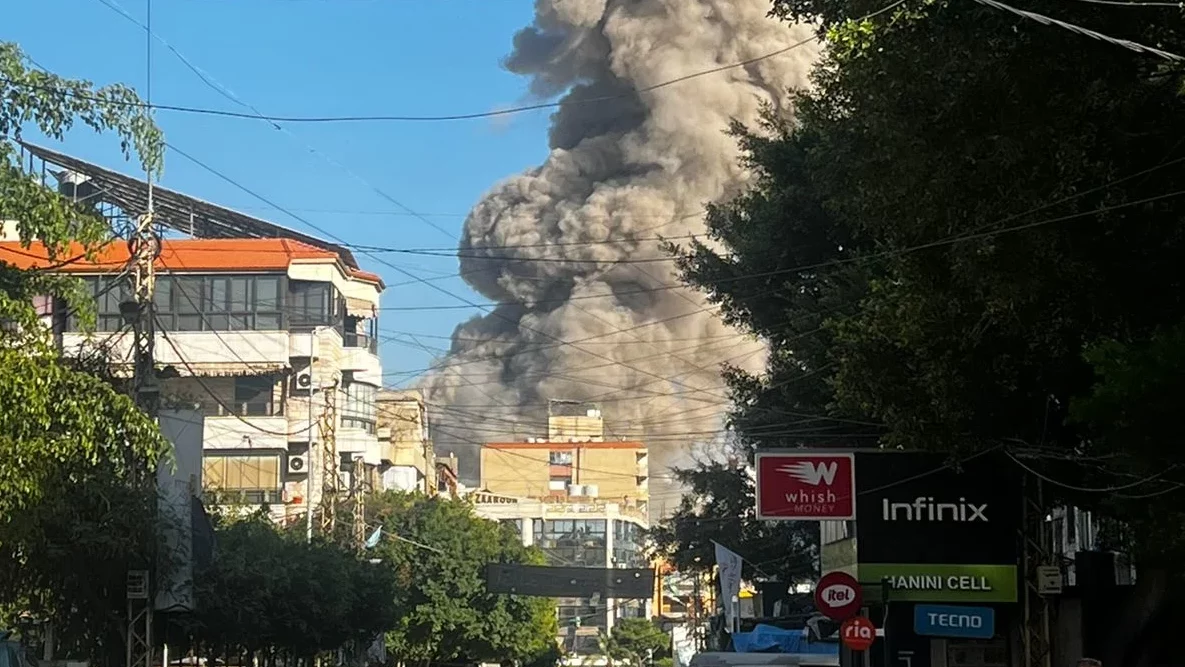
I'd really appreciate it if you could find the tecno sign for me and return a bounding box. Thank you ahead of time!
[756,452,856,521]
[881,497,988,522]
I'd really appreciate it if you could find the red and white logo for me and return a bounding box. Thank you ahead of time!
[813,571,862,620]
[840,616,876,652]
[755,452,856,521]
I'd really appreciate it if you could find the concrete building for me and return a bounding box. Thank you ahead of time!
[375,389,463,498]
[1,144,395,526]
[472,401,652,655]
[480,402,651,514]
[3,235,386,523]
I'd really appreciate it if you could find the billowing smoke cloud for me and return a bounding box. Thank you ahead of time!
[422,0,817,512]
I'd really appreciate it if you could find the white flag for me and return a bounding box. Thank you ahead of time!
[713,541,744,632]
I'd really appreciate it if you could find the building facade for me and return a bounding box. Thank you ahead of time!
[473,402,652,654]
[3,235,387,525]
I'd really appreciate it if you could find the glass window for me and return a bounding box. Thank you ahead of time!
[613,520,647,567]
[175,277,204,313]
[230,278,250,312]
[549,450,573,465]
[341,381,377,432]
[256,277,280,311]
[290,281,338,328]
[202,453,282,505]
[532,518,607,567]
[233,376,277,416]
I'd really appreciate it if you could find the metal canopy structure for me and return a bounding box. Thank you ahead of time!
[18,141,360,268]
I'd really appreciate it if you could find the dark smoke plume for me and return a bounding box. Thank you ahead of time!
[422,0,817,514]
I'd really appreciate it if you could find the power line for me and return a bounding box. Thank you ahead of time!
[969,0,1185,60]
[88,0,458,241]
[0,34,828,124]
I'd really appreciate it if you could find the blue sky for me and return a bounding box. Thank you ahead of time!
[7,0,552,384]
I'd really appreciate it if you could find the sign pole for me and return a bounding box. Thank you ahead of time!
[881,580,891,667]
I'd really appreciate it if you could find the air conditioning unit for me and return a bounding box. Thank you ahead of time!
[293,371,313,394]
[287,454,308,475]
[570,484,586,497]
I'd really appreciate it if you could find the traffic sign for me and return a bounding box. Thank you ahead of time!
[814,571,862,620]
[840,616,876,652]
[913,604,995,639]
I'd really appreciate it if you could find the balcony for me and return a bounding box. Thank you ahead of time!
[191,401,288,450]
[62,329,290,369]
[343,330,378,354]
[341,334,381,384]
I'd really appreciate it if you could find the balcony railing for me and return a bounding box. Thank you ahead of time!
[193,401,282,417]
[343,331,378,353]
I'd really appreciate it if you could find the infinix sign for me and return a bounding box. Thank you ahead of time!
[881,497,989,522]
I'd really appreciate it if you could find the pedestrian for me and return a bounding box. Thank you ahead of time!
[1077,659,1101,667]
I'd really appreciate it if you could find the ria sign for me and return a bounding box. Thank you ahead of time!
[756,451,856,521]
[840,616,876,652]
[814,571,862,621]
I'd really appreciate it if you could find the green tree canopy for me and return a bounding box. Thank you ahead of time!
[599,618,670,667]
[367,492,559,667]
[0,41,168,663]
[186,512,399,662]
[666,0,1185,660]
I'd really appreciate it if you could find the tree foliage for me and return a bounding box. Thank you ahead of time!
[596,618,670,667]
[184,512,399,661]
[367,492,559,667]
[665,0,1185,659]
[0,41,168,663]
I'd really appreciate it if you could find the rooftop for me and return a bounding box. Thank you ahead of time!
[19,142,361,266]
[0,237,384,287]
[484,441,646,450]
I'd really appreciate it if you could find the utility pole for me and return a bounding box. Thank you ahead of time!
[352,455,367,551]
[122,188,159,667]
[318,380,340,536]
[1021,476,1053,667]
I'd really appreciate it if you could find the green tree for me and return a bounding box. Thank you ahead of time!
[649,456,817,583]
[367,492,559,667]
[670,0,1185,661]
[0,41,167,663]
[604,618,670,665]
[187,511,399,663]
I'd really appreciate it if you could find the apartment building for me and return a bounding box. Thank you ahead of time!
[376,388,462,497]
[480,402,650,512]
[473,402,651,653]
[2,144,392,525]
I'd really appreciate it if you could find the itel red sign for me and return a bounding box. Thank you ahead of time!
[814,571,862,621]
[755,451,856,521]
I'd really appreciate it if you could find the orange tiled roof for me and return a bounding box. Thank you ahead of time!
[0,238,385,287]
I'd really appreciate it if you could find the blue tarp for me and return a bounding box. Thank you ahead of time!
[731,624,839,655]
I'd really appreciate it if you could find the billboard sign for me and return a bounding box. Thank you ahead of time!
[853,450,1021,565]
[859,563,1018,603]
[913,604,996,639]
[814,571,862,620]
[756,451,856,521]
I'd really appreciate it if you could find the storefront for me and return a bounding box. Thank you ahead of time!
[848,451,1023,667]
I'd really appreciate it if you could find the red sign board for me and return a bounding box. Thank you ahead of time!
[814,571,862,620]
[755,452,856,520]
[840,616,876,652]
